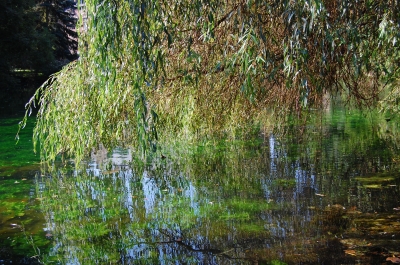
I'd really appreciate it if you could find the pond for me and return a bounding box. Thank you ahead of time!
[1,109,400,264]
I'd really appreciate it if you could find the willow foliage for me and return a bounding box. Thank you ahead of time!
[19,0,400,162]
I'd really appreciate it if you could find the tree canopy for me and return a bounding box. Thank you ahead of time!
[21,0,400,162]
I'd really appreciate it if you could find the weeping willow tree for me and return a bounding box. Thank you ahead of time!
[18,0,400,162]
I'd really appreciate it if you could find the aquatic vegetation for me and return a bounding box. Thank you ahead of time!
[270,260,288,265]
[355,174,396,184]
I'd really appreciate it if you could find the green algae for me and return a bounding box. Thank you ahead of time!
[355,175,396,183]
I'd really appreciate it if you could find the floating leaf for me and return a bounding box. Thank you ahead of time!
[344,249,356,256]
[386,257,400,264]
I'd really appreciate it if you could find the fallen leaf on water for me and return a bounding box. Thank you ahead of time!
[344,249,356,256]
[386,257,400,264]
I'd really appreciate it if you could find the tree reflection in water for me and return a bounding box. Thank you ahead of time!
[37,110,400,264]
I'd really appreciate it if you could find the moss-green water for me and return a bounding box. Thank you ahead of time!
[0,117,39,177]
[0,116,49,264]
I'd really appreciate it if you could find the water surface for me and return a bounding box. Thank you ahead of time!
[1,110,400,264]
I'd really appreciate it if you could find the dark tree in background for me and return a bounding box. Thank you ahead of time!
[0,0,78,115]
[36,0,78,62]
[0,0,55,114]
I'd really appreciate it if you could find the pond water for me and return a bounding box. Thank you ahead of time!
[1,109,400,264]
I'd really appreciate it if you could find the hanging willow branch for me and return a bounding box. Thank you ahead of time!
[18,0,400,163]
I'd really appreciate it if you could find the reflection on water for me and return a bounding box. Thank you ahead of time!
[1,110,400,264]
[34,110,400,264]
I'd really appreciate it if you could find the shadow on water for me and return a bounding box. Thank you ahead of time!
[1,109,400,264]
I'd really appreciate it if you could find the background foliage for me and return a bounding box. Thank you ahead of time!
[0,0,78,115]
[36,0,78,61]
